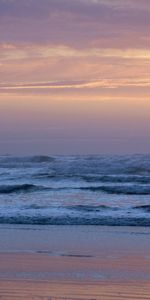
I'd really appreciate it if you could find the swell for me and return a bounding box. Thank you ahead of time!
[32,173,150,184]
[66,204,119,212]
[0,155,150,175]
[21,204,150,213]
[20,204,113,211]
[81,175,150,184]
[29,155,55,163]
[134,205,150,212]
[0,184,43,194]
[80,185,150,195]
[0,155,55,168]
[0,184,150,195]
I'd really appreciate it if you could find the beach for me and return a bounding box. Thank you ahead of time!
[0,225,150,299]
[1,0,150,296]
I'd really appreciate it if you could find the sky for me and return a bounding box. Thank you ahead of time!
[0,0,150,155]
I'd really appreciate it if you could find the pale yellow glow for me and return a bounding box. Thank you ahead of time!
[1,44,150,61]
[1,77,150,91]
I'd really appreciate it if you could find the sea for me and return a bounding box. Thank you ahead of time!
[0,154,150,226]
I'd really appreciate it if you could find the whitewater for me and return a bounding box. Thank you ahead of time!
[0,154,150,226]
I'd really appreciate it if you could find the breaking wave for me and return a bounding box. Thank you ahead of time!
[0,203,150,226]
[0,215,149,226]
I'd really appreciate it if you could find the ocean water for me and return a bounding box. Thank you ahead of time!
[0,154,150,226]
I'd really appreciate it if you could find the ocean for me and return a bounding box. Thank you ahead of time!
[0,154,150,226]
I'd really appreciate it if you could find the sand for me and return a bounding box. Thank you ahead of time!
[0,225,150,299]
[0,280,150,299]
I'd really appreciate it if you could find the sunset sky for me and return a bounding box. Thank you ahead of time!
[0,0,150,154]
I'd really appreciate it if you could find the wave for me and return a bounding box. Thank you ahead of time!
[8,204,118,212]
[0,184,42,194]
[80,185,150,195]
[32,172,150,184]
[0,155,55,168]
[0,183,150,195]
[81,175,150,184]
[21,204,150,213]
[126,166,150,175]
[0,154,150,171]
[134,205,150,212]
[29,155,55,163]
[33,173,57,179]
[0,204,150,225]
[66,205,119,212]
[0,215,149,226]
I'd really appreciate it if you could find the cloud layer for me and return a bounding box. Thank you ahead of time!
[0,0,150,154]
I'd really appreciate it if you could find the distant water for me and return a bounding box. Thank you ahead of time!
[0,154,150,226]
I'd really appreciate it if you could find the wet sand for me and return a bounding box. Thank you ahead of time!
[0,225,150,299]
[0,279,150,299]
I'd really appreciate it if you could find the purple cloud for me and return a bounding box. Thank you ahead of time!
[0,0,149,48]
